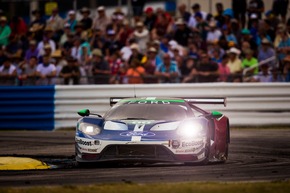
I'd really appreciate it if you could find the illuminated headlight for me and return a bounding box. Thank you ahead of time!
[78,122,101,135]
[177,121,204,138]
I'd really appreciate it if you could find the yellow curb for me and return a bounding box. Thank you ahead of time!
[0,157,50,170]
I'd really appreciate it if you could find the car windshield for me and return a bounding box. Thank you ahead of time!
[105,103,192,121]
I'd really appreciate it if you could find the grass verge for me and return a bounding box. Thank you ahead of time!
[0,181,289,193]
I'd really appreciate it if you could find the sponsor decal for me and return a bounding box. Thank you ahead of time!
[76,138,92,146]
[120,131,155,137]
[78,146,98,152]
[181,140,204,147]
[171,140,180,149]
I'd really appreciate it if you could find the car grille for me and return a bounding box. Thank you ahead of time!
[100,145,174,161]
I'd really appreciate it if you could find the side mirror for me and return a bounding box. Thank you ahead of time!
[211,111,223,118]
[78,109,90,117]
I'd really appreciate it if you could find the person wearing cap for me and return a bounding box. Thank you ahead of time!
[91,49,110,84]
[29,9,45,41]
[36,54,56,85]
[144,7,157,31]
[194,12,208,41]
[221,25,238,45]
[128,43,144,66]
[133,22,149,54]
[144,47,162,81]
[241,28,258,51]
[0,56,17,85]
[92,6,110,32]
[46,8,64,32]
[226,47,242,74]
[242,48,258,74]
[173,18,192,47]
[37,32,56,58]
[59,56,80,85]
[80,7,92,31]
[103,29,122,57]
[206,21,222,44]
[0,16,11,47]
[155,53,180,83]
[24,40,39,61]
[188,3,207,28]
[66,10,77,32]
[258,38,276,68]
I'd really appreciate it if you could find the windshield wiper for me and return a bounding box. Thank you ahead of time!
[119,117,148,120]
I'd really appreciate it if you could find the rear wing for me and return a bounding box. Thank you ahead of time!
[183,97,227,107]
[110,97,226,107]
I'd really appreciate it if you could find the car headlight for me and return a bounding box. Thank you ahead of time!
[78,122,101,135]
[177,121,204,138]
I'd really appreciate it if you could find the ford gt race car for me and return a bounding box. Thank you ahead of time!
[75,97,230,165]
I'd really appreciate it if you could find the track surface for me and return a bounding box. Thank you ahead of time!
[0,129,290,187]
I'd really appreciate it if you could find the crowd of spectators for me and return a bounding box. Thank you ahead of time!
[1,0,290,86]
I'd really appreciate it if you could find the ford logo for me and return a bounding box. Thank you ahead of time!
[120,131,155,137]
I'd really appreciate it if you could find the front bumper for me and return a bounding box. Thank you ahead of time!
[75,136,207,163]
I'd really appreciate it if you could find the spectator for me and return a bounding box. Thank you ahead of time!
[218,54,230,82]
[258,38,276,68]
[207,21,222,44]
[131,0,146,17]
[181,56,198,83]
[80,7,92,31]
[242,49,258,75]
[128,43,144,66]
[226,47,242,74]
[37,26,56,57]
[152,12,171,39]
[46,8,64,42]
[221,25,238,45]
[126,58,145,84]
[36,55,56,85]
[59,56,80,85]
[108,52,125,84]
[91,49,110,84]
[92,6,110,32]
[61,31,74,56]
[143,47,159,83]
[232,0,247,28]
[241,28,258,51]
[133,22,149,54]
[272,0,289,23]
[277,30,290,64]
[66,10,77,32]
[10,16,27,38]
[18,56,38,85]
[71,37,82,61]
[214,3,225,28]
[155,53,180,83]
[60,23,72,46]
[271,67,284,82]
[103,29,122,57]
[194,12,208,42]
[188,3,207,28]
[144,7,157,32]
[195,53,219,82]
[29,9,45,41]
[173,18,192,47]
[0,16,11,47]
[178,3,191,24]
[25,40,39,61]
[252,63,272,82]
[118,20,133,47]
[247,0,264,26]
[5,35,23,58]
[0,56,17,85]
[283,55,290,81]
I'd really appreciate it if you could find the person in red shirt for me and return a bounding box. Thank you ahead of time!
[10,16,27,38]
[218,54,230,82]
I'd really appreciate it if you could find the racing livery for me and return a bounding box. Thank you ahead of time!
[75,97,230,164]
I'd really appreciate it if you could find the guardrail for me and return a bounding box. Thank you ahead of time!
[54,83,290,128]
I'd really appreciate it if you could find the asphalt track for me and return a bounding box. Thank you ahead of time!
[0,129,290,187]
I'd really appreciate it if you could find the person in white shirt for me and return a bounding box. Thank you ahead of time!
[206,21,222,43]
[0,57,17,85]
[36,55,56,85]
